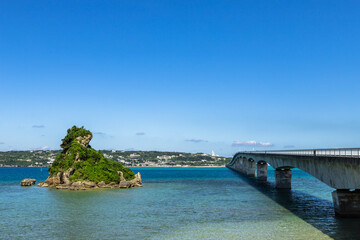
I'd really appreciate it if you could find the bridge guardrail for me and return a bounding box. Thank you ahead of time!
[237,148,360,158]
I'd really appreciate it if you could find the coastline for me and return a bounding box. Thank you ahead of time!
[131,165,226,168]
[0,165,226,168]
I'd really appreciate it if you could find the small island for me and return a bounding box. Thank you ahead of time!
[37,126,142,190]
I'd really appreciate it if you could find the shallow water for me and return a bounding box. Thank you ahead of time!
[1,167,360,239]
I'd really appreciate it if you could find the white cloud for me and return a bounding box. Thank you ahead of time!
[125,148,139,151]
[94,132,106,135]
[284,145,295,149]
[185,139,208,143]
[232,140,273,147]
[31,146,50,150]
[32,125,45,128]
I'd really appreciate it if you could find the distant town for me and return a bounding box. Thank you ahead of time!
[0,150,231,167]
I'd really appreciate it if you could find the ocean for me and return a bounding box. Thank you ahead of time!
[1,167,360,239]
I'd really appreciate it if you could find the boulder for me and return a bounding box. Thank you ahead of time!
[62,168,75,185]
[75,134,92,148]
[44,176,54,186]
[83,181,96,188]
[71,181,84,187]
[69,186,86,191]
[118,171,126,182]
[97,181,106,187]
[130,172,143,187]
[56,184,70,190]
[119,181,133,188]
[44,172,61,187]
[20,178,36,186]
[37,181,49,187]
[97,181,112,188]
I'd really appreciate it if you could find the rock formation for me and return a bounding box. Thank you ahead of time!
[20,178,36,186]
[37,126,142,190]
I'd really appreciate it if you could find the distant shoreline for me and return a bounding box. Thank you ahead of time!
[131,166,226,168]
[0,165,226,168]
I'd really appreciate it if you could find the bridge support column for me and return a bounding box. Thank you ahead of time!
[332,190,360,217]
[257,162,267,181]
[246,160,256,176]
[237,158,245,174]
[275,169,292,189]
[240,159,246,174]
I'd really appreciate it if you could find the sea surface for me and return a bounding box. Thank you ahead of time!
[1,167,360,240]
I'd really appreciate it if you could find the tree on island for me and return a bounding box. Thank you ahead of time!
[38,126,142,190]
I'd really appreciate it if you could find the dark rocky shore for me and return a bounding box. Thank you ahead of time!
[37,172,142,190]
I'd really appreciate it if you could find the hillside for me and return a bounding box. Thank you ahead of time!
[0,150,230,167]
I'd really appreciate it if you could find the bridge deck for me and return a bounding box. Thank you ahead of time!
[237,148,360,158]
[227,148,360,217]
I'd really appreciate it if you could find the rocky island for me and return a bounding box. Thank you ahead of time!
[37,126,142,190]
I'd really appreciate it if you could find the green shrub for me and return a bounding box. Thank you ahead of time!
[60,126,92,150]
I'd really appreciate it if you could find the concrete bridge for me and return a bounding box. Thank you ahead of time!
[226,148,360,217]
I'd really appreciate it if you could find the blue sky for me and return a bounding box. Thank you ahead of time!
[1,1,360,156]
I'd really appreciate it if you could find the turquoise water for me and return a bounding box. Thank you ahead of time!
[1,167,360,239]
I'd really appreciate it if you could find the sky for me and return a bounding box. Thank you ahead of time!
[1,1,360,156]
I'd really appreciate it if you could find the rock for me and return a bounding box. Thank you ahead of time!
[130,172,143,187]
[97,181,112,188]
[99,182,117,188]
[20,178,36,186]
[75,153,81,162]
[97,181,106,187]
[69,186,86,191]
[119,181,133,188]
[44,173,61,187]
[102,184,113,188]
[118,171,126,182]
[75,134,92,148]
[118,172,142,188]
[62,168,75,185]
[83,181,96,188]
[44,172,62,187]
[44,176,54,186]
[71,181,84,187]
[37,181,49,187]
[56,184,70,189]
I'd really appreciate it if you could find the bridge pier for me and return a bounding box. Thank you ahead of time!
[240,158,247,175]
[246,160,256,176]
[257,162,267,181]
[275,169,292,189]
[238,158,245,174]
[332,190,360,217]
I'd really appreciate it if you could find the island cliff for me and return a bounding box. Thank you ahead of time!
[38,126,142,190]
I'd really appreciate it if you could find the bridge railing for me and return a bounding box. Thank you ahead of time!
[239,148,360,158]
